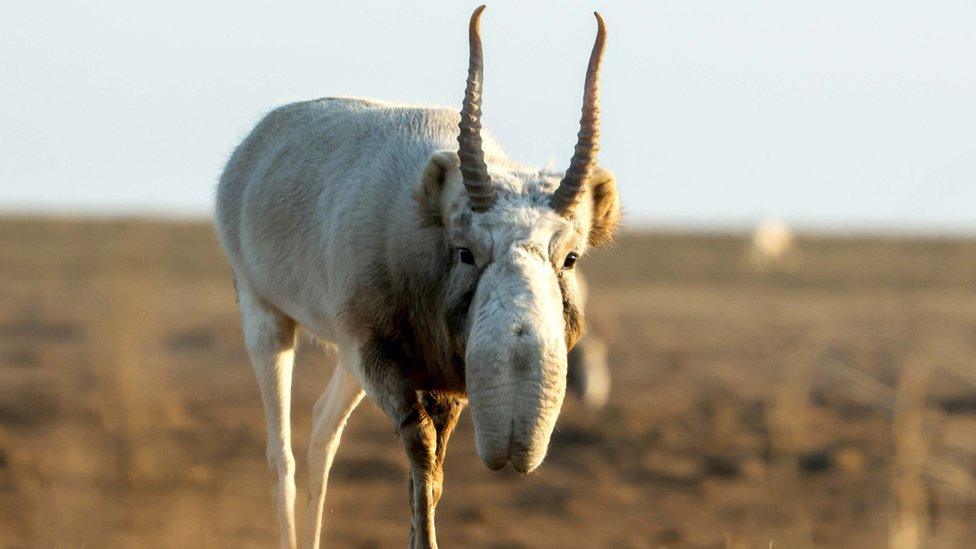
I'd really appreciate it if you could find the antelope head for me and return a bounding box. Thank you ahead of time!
[413,5,621,472]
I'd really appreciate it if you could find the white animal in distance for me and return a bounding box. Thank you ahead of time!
[750,218,795,266]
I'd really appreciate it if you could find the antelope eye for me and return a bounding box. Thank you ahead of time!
[563,252,579,269]
[458,247,475,265]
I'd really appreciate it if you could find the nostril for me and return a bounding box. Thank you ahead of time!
[484,458,508,471]
[509,439,539,474]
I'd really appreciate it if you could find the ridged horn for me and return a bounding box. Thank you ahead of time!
[457,4,495,212]
[551,12,607,216]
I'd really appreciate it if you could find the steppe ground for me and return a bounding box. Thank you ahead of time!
[1,217,975,548]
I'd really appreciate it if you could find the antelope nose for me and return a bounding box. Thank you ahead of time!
[478,441,511,471]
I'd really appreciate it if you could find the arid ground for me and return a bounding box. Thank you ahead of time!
[1,217,974,548]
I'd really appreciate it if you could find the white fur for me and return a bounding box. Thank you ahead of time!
[215,97,594,547]
[462,207,572,471]
[236,283,298,549]
[305,354,363,547]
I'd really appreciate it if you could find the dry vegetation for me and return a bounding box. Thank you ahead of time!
[1,217,975,548]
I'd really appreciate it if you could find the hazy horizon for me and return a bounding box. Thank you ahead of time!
[2,1,974,233]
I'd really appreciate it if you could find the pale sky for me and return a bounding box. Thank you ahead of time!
[1,1,974,232]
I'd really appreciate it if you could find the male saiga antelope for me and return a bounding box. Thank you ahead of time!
[215,6,620,548]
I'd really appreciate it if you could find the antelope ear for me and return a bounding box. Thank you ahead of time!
[587,167,621,247]
[413,150,460,226]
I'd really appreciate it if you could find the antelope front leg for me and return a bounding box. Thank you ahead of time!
[357,340,441,549]
[423,393,465,508]
[402,408,439,549]
[407,394,465,545]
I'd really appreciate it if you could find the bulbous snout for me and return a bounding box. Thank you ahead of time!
[464,249,568,473]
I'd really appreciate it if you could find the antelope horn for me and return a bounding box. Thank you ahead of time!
[457,5,495,212]
[551,12,607,216]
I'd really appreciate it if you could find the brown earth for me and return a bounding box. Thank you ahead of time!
[0,217,974,548]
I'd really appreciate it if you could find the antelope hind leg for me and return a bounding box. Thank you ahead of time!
[304,354,365,549]
[239,287,299,549]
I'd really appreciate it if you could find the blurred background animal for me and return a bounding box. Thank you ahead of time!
[567,275,611,410]
[749,218,795,267]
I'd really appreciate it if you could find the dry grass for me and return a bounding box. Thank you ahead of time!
[1,217,975,548]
